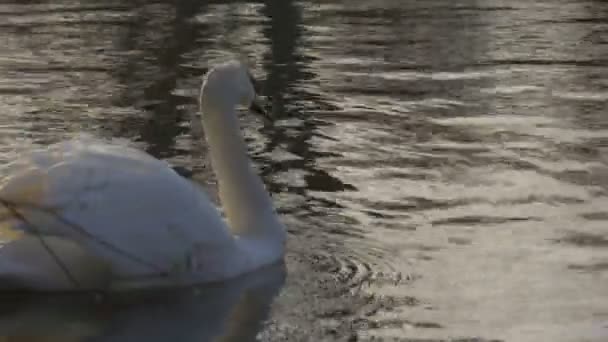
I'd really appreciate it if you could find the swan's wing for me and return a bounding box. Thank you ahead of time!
[0,139,232,277]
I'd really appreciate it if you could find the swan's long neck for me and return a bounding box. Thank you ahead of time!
[200,92,283,243]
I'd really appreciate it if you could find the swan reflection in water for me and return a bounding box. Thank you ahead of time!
[0,262,286,342]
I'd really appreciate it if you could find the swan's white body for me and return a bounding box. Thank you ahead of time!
[0,61,285,291]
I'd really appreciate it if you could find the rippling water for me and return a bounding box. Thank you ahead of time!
[1,0,607,341]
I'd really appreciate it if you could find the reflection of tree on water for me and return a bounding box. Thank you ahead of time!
[111,0,208,158]
[258,0,355,216]
[107,0,356,208]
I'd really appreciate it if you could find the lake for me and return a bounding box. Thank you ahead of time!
[0,0,607,341]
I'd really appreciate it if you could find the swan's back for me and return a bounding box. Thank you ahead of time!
[0,139,232,280]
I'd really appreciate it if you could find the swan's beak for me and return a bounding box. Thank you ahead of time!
[249,96,271,121]
[247,71,271,121]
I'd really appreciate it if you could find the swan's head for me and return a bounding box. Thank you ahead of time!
[200,60,268,119]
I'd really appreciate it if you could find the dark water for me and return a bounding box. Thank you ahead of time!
[1,0,607,341]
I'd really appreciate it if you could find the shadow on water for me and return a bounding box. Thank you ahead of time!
[111,0,208,158]
[258,1,356,205]
[0,263,286,341]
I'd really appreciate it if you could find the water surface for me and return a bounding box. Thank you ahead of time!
[0,0,607,341]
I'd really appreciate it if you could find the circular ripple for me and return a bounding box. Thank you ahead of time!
[283,235,427,340]
[308,240,412,293]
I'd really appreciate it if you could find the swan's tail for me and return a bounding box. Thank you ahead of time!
[0,251,41,291]
[1,199,167,284]
[0,236,112,292]
[0,199,88,291]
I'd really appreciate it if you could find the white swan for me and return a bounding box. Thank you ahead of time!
[0,60,286,291]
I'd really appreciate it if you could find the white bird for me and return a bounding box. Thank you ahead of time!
[0,60,286,291]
